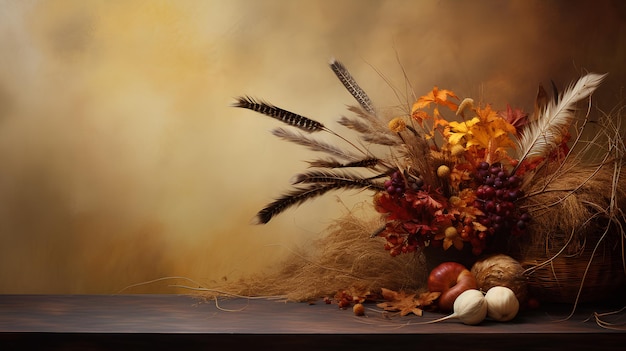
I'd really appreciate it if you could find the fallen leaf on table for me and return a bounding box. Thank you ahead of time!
[377,288,441,316]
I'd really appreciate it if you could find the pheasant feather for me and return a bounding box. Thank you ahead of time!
[233,96,326,133]
[514,72,607,173]
[330,59,376,115]
[290,170,384,188]
[252,182,379,224]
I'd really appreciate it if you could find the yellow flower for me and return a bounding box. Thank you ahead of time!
[447,117,479,145]
[388,117,407,132]
[444,105,517,164]
[466,107,511,147]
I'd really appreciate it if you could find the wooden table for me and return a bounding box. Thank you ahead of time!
[0,294,624,350]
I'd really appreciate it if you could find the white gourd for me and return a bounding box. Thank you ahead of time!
[452,289,488,325]
[419,289,487,325]
[484,286,519,322]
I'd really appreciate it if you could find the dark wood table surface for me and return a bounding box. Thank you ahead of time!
[0,294,624,350]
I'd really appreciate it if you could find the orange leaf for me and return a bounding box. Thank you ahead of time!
[415,291,441,306]
[377,289,440,316]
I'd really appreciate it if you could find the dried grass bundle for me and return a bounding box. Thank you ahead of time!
[524,164,624,244]
[206,204,426,302]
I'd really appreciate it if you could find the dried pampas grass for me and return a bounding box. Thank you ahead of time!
[204,203,426,302]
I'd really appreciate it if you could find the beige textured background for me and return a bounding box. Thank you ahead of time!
[0,0,624,293]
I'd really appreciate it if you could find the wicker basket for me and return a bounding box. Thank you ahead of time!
[518,232,626,303]
[514,163,626,303]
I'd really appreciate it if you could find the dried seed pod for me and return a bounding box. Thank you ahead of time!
[437,165,451,178]
[353,303,365,316]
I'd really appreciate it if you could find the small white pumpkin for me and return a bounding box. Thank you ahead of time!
[484,286,519,322]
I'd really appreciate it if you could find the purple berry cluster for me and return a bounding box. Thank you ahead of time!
[384,171,424,196]
[473,162,530,237]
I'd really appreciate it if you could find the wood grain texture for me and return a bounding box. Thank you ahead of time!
[0,294,624,350]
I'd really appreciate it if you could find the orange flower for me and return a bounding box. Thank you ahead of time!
[413,87,459,111]
[411,110,430,125]
[410,87,459,140]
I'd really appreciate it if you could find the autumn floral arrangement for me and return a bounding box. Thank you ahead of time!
[371,91,532,258]
[230,59,626,321]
